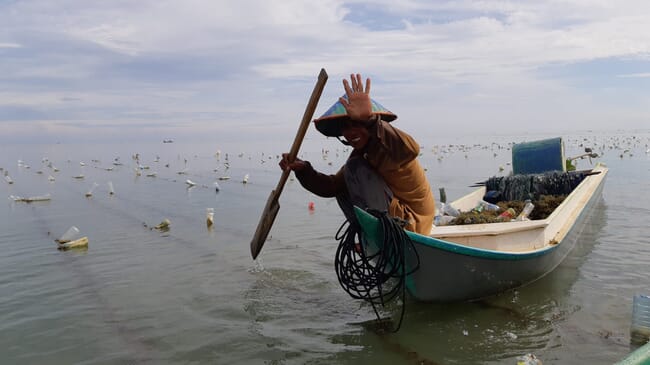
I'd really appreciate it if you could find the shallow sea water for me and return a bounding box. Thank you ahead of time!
[1,130,649,364]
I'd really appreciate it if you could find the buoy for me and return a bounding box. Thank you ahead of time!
[85,182,99,197]
[214,181,220,192]
[242,174,249,184]
[206,208,214,226]
[153,219,171,230]
[308,201,315,211]
[58,236,88,250]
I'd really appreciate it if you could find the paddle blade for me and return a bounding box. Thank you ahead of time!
[250,191,280,259]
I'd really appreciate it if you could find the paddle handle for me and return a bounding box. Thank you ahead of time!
[274,68,328,196]
[249,69,328,259]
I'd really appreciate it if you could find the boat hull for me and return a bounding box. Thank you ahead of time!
[354,165,607,302]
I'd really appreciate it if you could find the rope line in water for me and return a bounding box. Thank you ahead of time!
[334,209,420,332]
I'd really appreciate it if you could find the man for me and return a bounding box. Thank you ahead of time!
[280,73,434,235]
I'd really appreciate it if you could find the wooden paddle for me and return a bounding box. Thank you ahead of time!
[250,68,328,259]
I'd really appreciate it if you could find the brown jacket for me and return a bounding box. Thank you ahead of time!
[295,119,435,235]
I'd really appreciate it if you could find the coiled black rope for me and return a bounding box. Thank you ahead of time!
[334,209,420,332]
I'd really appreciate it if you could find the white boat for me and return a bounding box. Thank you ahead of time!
[355,163,608,302]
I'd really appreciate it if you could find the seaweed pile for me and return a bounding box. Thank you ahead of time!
[452,195,567,225]
[439,170,594,226]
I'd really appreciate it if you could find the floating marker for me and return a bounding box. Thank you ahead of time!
[58,236,89,250]
[85,182,99,197]
[206,208,214,226]
[153,219,171,231]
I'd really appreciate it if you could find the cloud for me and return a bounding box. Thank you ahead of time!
[1,0,650,143]
[618,72,650,78]
[0,42,22,48]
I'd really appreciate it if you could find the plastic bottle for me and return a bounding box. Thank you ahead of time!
[57,226,80,243]
[478,200,500,212]
[206,208,214,226]
[441,202,460,217]
[108,181,115,195]
[497,208,517,222]
[516,200,535,221]
[434,215,456,226]
[631,294,650,347]
[85,182,99,197]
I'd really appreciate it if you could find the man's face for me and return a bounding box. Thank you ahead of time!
[341,120,370,150]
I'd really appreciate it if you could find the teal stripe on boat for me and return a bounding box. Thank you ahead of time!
[614,342,650,365]
[354,207,558,261]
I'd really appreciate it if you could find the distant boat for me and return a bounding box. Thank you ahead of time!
[163,139,174,143]
[10,194,52,203]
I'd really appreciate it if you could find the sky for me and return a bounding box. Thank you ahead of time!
[1,0,650,144]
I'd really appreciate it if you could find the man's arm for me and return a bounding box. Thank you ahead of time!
[294,162,345,198]
[279,153,344,197]
[366,119,420,168]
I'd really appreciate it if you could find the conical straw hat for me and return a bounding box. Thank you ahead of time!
[314,95,397,137]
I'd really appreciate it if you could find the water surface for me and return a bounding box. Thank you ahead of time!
[1,131,649,364]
